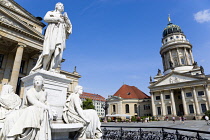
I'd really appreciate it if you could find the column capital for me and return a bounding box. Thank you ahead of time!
[17,42,26,48]
[204,84,209,89]
[191,86,196,90]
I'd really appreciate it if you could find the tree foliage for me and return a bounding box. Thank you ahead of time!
[82,98,95,109]
[205,110,210,117]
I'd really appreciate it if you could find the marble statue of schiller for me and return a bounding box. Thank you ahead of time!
[31,2,72,73]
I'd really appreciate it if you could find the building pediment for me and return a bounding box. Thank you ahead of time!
[0,2,44,40]
[150,72,204,88]
[0,0,30,17]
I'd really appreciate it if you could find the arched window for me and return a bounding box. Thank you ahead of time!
[180,57,185,65]
[125,104,129,113]
[113,105,116,113]
[134,104,137,113]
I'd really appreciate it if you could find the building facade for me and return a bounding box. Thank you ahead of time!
[107,84,151,118]
[80,92,106,117]
[149,17,210,120]
[0,0,80,97]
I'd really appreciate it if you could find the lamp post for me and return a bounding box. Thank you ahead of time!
[102,101,109,123]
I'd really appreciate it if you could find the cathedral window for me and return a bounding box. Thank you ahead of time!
[0,54,4,68]
[165,95,170,99]
[198,91,204,96]
[134,104,137,113]
[186,92,192,97]
[167,106,172,115]
[125,104,129,113]
[181,57,185,65]
[189,105,194,114]
[157,107,161,115]
[144,104,150,110]
[170,37,173,40]
[156,96,160,100]
[176,36,179,38]
[113,105,116,113]
[201,104,207,113]
[174,58,178,66]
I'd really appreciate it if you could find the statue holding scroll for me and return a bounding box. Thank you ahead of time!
[31,2,72,73]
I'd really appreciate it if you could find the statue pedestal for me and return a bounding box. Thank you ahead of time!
[21,70,71,120]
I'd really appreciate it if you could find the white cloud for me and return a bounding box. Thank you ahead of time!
[194,9,210,23]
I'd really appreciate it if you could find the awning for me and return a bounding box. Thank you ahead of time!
[106,114,132,117]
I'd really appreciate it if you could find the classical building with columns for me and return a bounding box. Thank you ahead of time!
[107,84,151,119]
[0,0,80,97]
[149,17,210,120]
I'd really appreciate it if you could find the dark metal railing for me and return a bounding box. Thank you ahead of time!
[101,126,210,140]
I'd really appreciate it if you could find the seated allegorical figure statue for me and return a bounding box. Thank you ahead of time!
[63,85,102,140]
[0,75,52,140]
[0,84,21,122]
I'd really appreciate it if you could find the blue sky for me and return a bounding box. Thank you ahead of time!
[15,0,210,98]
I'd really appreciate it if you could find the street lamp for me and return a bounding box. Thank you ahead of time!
[102,101,109,123]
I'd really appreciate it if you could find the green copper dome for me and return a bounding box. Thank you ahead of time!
[162,23,183,38]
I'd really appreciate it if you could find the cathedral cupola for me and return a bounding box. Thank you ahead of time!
[160,15,195,75]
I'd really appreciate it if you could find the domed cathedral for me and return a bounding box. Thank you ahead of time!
[149,16,210,120]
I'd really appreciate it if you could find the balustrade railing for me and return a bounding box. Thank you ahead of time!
[101,126,210,140]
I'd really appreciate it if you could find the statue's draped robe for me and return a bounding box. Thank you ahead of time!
[0,85,21,121]
[0,88,51,140]
[63,93,102,139]
[31,10,71,72]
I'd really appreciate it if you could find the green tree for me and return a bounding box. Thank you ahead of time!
[82,98,95,109]
[205,110,210,117]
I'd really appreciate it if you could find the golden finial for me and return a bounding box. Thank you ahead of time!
[168,14,171,24]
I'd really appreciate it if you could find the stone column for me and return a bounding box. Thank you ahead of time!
[161,55,166,71]
[164,53,168,69]
[169,50,173,62]
[176,48,181,65]
[2,53,14,84]
[181,88,188,115]
[184,48,190,65]
[160,91,166,116]
[9,42,25,91]
[204,85,210,110]
[170,90,177,116]
[192,87,200,115]
[150,92,156,116]
[118,101,122,114]
[189,50,194,63]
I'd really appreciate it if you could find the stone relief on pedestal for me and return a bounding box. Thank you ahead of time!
[31,2,72,73]
[63,85,102,140]
[0,75,52,140]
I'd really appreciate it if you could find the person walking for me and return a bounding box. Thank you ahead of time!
[166,116,169,122]
[205,115,209,125]
[181,116,185,124]
[179,116,181,122]
[172,116,175,124]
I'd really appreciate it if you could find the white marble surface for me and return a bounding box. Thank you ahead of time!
[30,2,72,73]
[51,123,83,132]
[22,70,71,120]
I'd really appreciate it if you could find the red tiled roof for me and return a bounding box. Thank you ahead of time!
[80,92,106,102]
[113,84,150,99]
